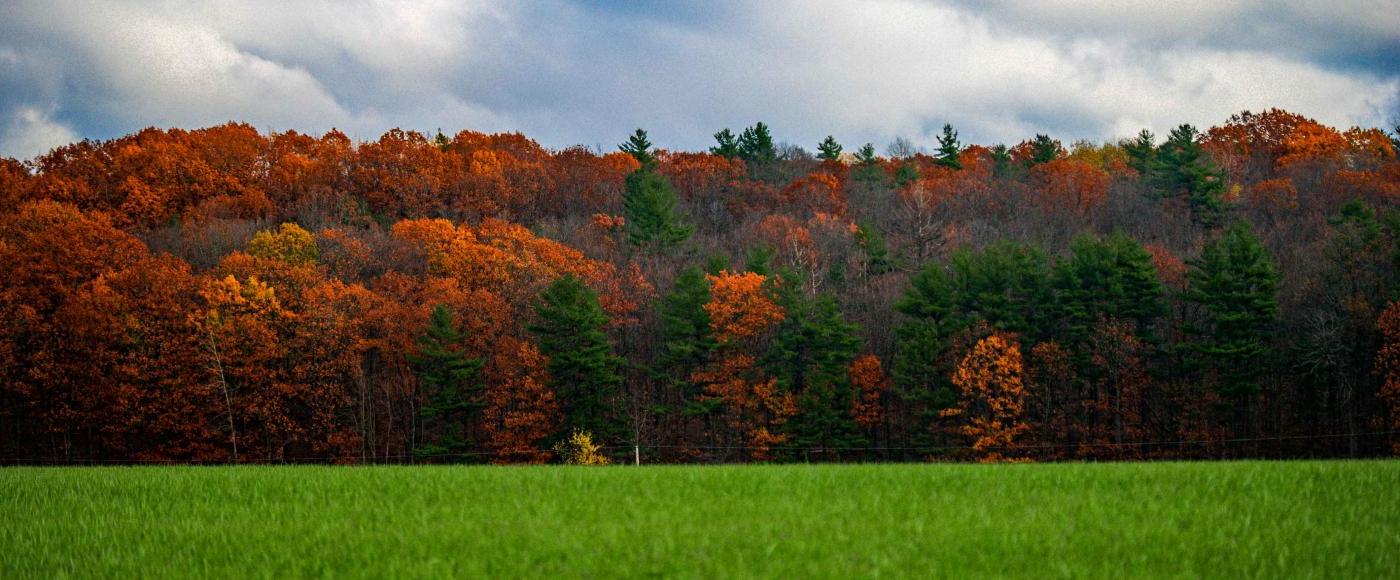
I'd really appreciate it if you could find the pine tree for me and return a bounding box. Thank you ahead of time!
[896,242,1056,342]
[1054,232,1166,344]
[1124,129,1155,177]
[894,162,919,188]
[622,165,691,249]
[767,291,864,454]
[711,128,740,159]
[745,245,776,276]
[1183,222,1280,401]
[948,241,1055,341]
[990,144,1016,179]
[817,136,843,161]
[703,253,729,275]
[619,128,655,168]
[529,274,626,443]
[1321,200,1388,308]
[1052,233,1166,385]
[1153,124,1227,227]
[657,266,718,414]
[408,304,484,459]
[893,263,960,429]
[738,122,776,165]
[1029,134,1062,165]
[854,222,896,275]
[855,143,878,166]
[934,123,962,169]
[853,143,882,182]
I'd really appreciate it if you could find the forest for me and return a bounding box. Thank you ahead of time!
[2,109,1399,464]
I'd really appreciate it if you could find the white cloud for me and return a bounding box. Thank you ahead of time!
[0,0,1395,156]
[0,0,512,141]
[16,1,356,131]
[198,1,501,100]
[1,106,77,160]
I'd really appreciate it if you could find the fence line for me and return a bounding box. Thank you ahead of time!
[2,430,1394,465]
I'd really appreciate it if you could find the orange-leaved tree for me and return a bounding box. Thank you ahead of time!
[941,332,1030,462]
[0,201,148,458]
[1030,158,1111,214]
[694,271,792,460]
[849,354,890,430]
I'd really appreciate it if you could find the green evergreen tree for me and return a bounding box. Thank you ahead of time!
[1322,199,1387,296]
[1153,124,1227,227]
[738,122,776,165]
[433,129,451,151]
[1054,232,1166,344]
[1381,207,1400,278]
[619,128,655,168]
[1029,134,1062,165]
[855,143,878,166]
[1332,198,1383,240]
[853,143,882,183]
[408,305,484,459]
[825,259,848,290]
[1123,129,1155,177]
[893,263,960,439]
[817,135,843,161]
[896,242,1055,343]
[711,128,740,159]
[766,289,864,454]
[1183,222,1280,401]
[947,241,1055,341]
[657,266,718,414]
[854,222,896,275]
[893,242,1053,445]
[990,144,1016,179]
[894,162,919,188]
[703,253,729,275]
[934,123,962,169]
[529,275,626,442]
[622,165,692,249]
[1052,233,1166,383]
[745,245,776,276]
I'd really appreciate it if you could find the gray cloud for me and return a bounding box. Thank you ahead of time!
[1,0,1396,160]
[942,0,1400,68]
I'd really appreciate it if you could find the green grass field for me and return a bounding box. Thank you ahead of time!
[2,462,1397,578]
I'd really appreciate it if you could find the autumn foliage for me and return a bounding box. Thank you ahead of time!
[695,271,793,459]
[849,354,890,429]
[2,109,1399,463]
[941,332,1030,462]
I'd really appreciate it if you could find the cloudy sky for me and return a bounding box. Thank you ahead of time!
[2,0,1398,159]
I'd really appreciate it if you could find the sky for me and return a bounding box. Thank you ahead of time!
[2,0,1398,160]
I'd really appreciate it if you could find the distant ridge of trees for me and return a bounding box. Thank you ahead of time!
[2,109,1400,463]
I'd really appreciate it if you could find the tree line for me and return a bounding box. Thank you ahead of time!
[2,108,1399,463]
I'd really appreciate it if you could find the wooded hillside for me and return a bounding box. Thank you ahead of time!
[3,110,1399,463]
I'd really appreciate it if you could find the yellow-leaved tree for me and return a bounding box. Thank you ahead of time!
[942,332,1031,462]
[556,430,610,465]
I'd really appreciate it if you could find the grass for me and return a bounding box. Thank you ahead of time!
[2,462,1397,578]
